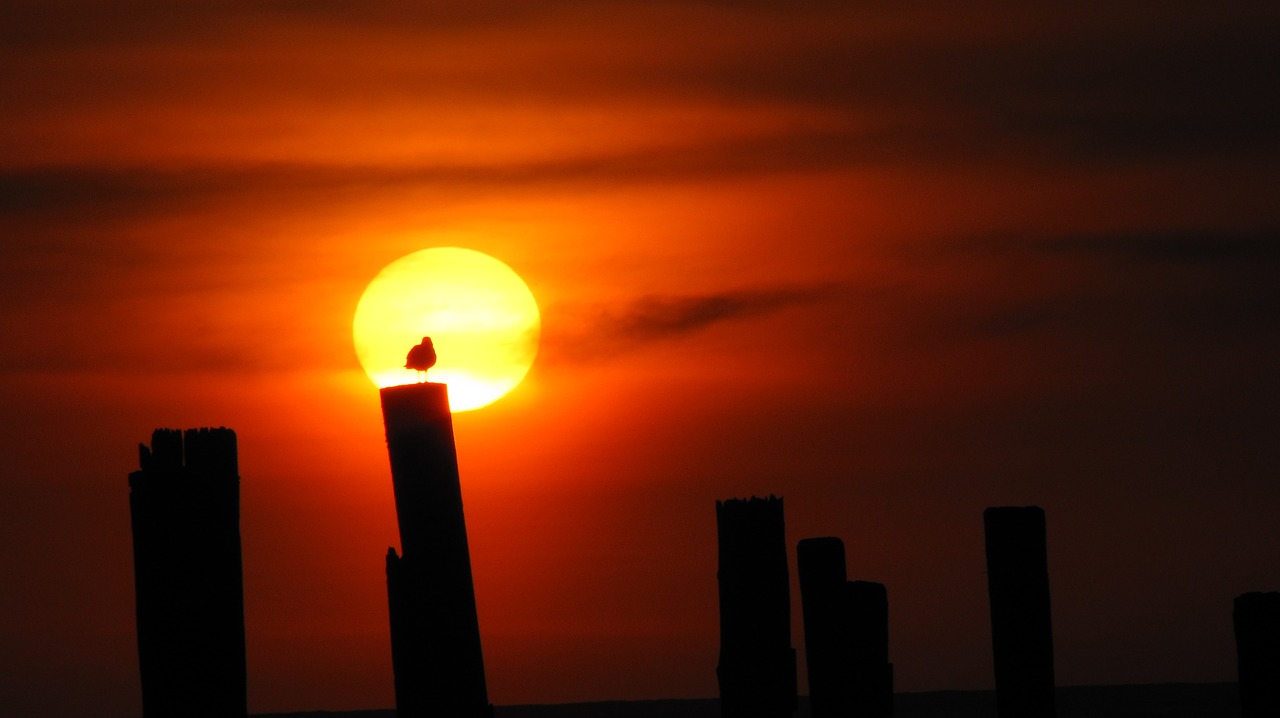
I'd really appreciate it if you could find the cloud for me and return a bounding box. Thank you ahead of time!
[0,124,954,221]
[937,229,1280,345]
[0,282,838,379]
[0,1,559,49]
[1042,231,1280,266]
[543,285,838,364]
[0,295,354,378]
[7,1,1276,179]
[667,5,1280,163]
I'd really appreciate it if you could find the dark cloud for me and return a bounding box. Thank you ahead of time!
[6,2,1276,177]
[0,124,961,221]
[0,301,350,377]
[0,284,836,378]
[949,229,1280,267]
[0,167,239,217]
[0,1,229,48]
[0,1,560,49]
[544,285,838,364]
[947,20,1279,161]
[621,6,1280,163]
[966,305,1059,338]
[1043,231,1280,266]
[0,336,281,376]
[940,229,1280,346]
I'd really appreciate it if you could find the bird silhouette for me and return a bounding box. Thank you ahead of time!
[405,337,437,382]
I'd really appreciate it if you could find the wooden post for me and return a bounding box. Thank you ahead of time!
[984,506,1055,718]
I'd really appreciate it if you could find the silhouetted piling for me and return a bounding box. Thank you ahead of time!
[984,506,1055,718]
[128,428,246,718]
[846,580,893,718]
[380,382,492,718]
[717,496,797,718]
[798,538,893,718]
[798,537,848,718]
[1235,592,1280,717]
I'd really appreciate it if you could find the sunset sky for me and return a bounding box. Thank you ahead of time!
[2,2,1279,716]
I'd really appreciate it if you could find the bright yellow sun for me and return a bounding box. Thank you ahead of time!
[352,247,541,411]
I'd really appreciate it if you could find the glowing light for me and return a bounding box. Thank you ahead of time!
[352,247,540,411]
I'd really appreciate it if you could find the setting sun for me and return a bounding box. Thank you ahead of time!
[352,247,540,411]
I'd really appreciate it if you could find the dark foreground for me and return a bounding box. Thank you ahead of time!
[256,682,1238,718]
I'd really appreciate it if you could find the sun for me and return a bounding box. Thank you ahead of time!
[352,247,540,411]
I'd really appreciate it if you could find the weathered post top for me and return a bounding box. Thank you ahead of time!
[381,381,452,422]
[132,426,238,484]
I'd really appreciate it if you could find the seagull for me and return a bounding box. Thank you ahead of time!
[405,337,437,382]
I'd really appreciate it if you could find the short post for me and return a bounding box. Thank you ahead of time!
[846,580,892,718]
[984,506,1055,718]
[798,537,848,718]
[1235,591,1280,717]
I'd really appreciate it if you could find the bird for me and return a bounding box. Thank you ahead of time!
[405,337,437,382]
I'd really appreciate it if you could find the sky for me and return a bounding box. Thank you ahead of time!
[2,2,1279,716]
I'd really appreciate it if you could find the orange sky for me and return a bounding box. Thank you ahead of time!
[2,3,1279,716]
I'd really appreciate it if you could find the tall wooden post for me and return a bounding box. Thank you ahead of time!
[717,496,797,718]
[381,382,492,718]
[129,428,247,718]
[798,537,848,718]
[984,506,1055,718]
[1235,591,1280,717]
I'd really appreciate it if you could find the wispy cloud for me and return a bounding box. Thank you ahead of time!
[1042,231,1280,266]
[0,124,960,221]
[7,2,1275,178]
[544,285,838,364]
[932,229,1280,344]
